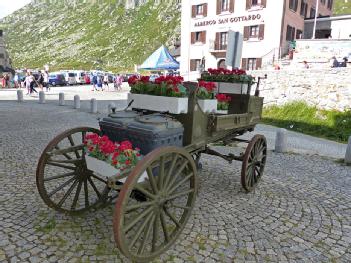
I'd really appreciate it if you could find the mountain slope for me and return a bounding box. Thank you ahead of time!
[0,0,180,71]
[333,0,351,15]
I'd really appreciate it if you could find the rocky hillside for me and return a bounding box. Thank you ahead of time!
[0,0,181,71]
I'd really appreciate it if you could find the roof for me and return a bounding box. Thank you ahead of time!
[139,45,180,70]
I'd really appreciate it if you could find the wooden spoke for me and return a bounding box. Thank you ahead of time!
[137,214,154,255]
[169,204,192,210]
[159,209,170,242]
[163,154,178,190]
[146,167,158,194]
[165,189,195,202]
[152,212,160,252]
[71,180,83,210]
[129,212,154,249]
[68,135,80,158]
[168,172,194,195]
[48,144,85,156]
[90,174,108,184]
[124,206,154,233]
[57,179,79,207]
[125,201,155,213]
[134,185,156,200]
[44,172,75,182]
[46,161,76,170]
[84,179,89,208]
[165,160,188,192]
[47,158,82,165]
[48,176,76,198]
[158,156,165,190]
[87,176,101,199]
[54,145,72,160]
[164,207,181,228]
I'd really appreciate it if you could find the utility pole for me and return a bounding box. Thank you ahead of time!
[312,0,319,39]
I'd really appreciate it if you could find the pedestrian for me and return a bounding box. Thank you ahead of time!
[43,70,50,91]
[97,75,103,91]
[29,72,38,94]
[37,71,44,90]
[92,74,98,91]
[25,72,31,95]
[103,74,109,91]
[14,73,19,88]
[115,74,123,91]
[331,56,339,68]
[1,75,5,88]
[303,61,309,69]
[341,57,348,67]
[4,74,10,88]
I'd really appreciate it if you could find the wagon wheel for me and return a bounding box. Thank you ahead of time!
[241,135,267,192]
[113,147,198,262]
[36,127,111,214]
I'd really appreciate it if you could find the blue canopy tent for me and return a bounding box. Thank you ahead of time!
[139,45,179,70]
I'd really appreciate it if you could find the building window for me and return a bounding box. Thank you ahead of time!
[220,32,228,50]
[195,32,202,42]
[252,0,260,6]
[300,0,308,17]
[196,4,204,15]
[289,0,298,12]
[221,0,230,12]
[327,0,333,9]
[286,25,296,41]
[191,31,206,44]
[310,7,316,18]
[249,25,259,38]
[296,29,303,39]
[190,59,201,71]
[248,58,257,70]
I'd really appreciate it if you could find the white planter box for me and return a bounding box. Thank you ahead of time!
[215,82,249,94]
[85,155,147,183]
[198,99,217,113]
[216,110,228,114]
[128,93,188,114]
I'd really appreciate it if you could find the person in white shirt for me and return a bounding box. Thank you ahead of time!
[103,74,109,91]
[43,70,49,91]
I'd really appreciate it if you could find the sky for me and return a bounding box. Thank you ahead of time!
[0,0,31,19]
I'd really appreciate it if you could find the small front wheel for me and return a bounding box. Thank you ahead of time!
[113,147,198,262]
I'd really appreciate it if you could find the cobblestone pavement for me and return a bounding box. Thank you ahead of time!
[0,101,350,263]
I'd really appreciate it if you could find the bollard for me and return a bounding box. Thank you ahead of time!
[17,89,23,102]
[39,91,45,104]
[275,128,287,153]
[108,102,116,114]
[90,98,97,113]
[74,95,80,109]
[345,136,351,165]
[59,92,65,106]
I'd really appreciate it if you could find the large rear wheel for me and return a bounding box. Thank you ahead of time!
[113,146,198,262]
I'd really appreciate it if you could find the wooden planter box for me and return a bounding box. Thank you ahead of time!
[215,82,249,95]
[128,93,188,114]
[216,110,228,115]
[198,99,217,113]
[85,155,147,183]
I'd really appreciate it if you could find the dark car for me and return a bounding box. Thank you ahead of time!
[49,73,67,86]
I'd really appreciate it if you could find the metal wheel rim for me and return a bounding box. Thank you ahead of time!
[113,146,198,262]
[241,135,267,192]
[36,127,109,214]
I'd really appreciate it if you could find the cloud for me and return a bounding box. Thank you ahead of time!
[0,0,31,19]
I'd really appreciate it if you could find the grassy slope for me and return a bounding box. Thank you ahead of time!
[0,0,180,72]
[262,101,351,143]
[333,0,351,15]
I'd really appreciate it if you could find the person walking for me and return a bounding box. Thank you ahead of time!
[37,71,44,91]
[103,74,109,91]
[91,74,98,91]
[97,75,103,91]
[4,74,10,88]
[115,74,123,91]
[43,70,49,91]
[14,73,19,88]
[25,72,31,95]
[29,72,38,94]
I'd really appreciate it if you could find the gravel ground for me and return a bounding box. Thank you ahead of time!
[0,100,350,263]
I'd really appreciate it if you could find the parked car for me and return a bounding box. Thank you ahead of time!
[73,70,86,85]
[61,71,77,85]
[48,73,67,86]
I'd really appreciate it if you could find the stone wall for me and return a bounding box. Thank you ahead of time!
[249,67,351,111]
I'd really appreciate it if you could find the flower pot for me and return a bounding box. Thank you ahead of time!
[215,82,249,95]
[197,99,217,113]
[128,93,188,114]
[216,110,228,114]
[85,155,147,183]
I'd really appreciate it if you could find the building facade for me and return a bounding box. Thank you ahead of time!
[180,0,333,80]
[0,30,12,73]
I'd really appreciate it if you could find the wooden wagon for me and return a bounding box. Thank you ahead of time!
[36,81,267,262]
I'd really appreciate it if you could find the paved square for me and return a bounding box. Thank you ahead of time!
[0,100,350,263]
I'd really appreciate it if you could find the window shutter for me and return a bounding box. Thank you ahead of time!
[203,4,208,16]
[215,32,220,50]
[243,26,250,40]
[217,0,221,14]
[256,58,262,69]
[246,0,251,10]
[202,31,207,44]
[261,0,266,7]
[191,32,195,44]
[241,58,247,70]
[192,5,196,18]
[259,24,265,40]
[230,0,235,12]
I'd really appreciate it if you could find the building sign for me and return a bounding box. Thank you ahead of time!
[194,13,262,27]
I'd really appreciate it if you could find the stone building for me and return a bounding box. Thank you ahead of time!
[0,30,13,73]
[180,0,333,80]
